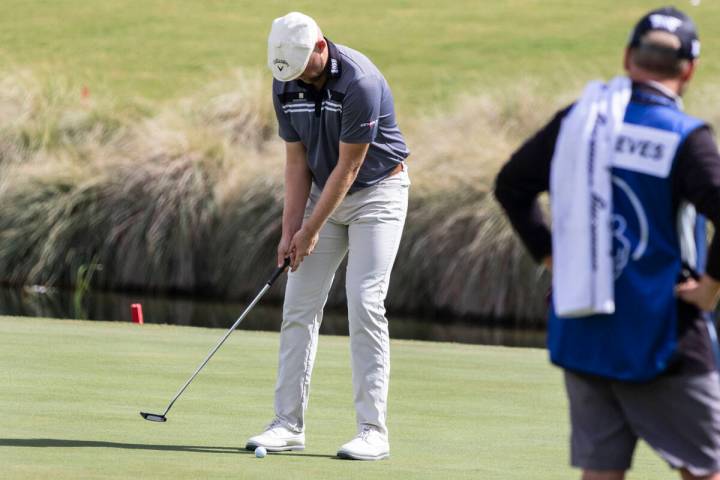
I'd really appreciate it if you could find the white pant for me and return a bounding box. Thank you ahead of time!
[274,170,410,437]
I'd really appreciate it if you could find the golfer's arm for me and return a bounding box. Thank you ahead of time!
[283,141,312,238]
[302,142,369,234]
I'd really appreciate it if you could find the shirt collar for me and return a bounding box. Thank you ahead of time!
[634,80,684,110]
[294,38,342,92]
[325,38,342,79]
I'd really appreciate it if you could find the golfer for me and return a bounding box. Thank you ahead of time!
[495,7,720,479]
[246,12,409,460]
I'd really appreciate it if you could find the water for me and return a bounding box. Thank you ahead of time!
[0,286,546,348]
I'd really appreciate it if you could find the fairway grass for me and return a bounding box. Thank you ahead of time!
[1,317,670,479]
[1,0,719,110]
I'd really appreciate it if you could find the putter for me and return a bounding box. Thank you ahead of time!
[140,258,290,423]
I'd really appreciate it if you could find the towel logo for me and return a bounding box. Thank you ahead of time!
[590,193,608,272]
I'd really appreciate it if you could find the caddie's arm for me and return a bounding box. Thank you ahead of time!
[288,142,370,270]
[673,126,720,311]
[278,141,312,267]
[494,106,572,270]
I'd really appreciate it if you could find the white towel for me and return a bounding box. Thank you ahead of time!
[550,76,631,317]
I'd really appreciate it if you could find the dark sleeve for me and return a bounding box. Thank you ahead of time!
[673,126,720,280]
[493,105,572,262]
[272,89,301,142]
[340,76,382,144]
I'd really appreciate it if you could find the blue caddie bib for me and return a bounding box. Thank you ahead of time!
[548,90,706,381]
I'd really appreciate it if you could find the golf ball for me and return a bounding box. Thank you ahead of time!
[255,446,267,458]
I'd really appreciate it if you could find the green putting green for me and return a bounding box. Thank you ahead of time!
[0,316,670,479]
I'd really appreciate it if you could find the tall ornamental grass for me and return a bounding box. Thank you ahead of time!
[13,72,717,324]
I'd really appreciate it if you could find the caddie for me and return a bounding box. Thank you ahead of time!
[495,7,720,480]
[245,12,410,461]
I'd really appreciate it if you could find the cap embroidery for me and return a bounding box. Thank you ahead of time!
[692,39,701,57]
[648,14,683,32]
[273,59,290,71]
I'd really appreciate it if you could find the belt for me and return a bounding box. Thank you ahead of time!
[346,163,405,195]
[387,162,404,177]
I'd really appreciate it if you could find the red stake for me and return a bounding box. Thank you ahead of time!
[131,304,144,325]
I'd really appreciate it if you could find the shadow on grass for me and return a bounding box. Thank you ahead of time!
[0,439,336,458]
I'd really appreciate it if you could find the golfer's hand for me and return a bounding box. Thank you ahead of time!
[289,227,319,271]
[676,275,720,312]
[277,235,293,268]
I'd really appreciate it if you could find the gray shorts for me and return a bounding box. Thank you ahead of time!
[564,370,720,476]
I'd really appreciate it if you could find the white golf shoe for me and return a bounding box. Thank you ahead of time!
[245,419,305,452]
[336,425,390,460]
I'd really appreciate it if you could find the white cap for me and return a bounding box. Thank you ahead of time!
[267,12,319,82]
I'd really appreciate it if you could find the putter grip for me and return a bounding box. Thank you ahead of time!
[267,257,291,285]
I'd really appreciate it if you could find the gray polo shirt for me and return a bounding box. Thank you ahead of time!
[272,40,409,192]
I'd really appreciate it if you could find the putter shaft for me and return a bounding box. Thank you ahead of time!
[159,283,271,417]
[141,259,289,421]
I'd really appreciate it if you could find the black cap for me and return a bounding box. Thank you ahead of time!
[628,6,700,59]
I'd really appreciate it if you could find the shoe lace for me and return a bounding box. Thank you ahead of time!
[358,425,374,440]
[265,418,283,430]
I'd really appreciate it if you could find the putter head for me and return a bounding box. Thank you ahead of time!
[140,411,167,422]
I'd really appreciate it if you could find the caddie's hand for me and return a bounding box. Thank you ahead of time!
[676,274,720,312]
[542,255,553,272]
[277,235,293,268]
[289,227,319,271]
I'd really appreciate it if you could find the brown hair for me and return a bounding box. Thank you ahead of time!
[629,31,690,78]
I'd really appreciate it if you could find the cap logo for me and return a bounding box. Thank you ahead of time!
[649,14,683,33]
[692,39,701,57]
[273,58,290,72]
